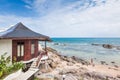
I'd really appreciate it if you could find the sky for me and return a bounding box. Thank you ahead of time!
[0,0,120,37]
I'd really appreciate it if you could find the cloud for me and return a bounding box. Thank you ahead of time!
[0,0,120,37]
[25,5,32,9]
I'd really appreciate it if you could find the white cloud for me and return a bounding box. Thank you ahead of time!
[25,5,32,9]
[0,0,120,37]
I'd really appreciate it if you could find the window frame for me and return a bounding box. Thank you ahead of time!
[31,41,35,54]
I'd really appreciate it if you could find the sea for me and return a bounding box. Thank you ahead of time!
[40,38,120,65]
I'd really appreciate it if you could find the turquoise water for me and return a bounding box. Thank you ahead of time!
[41,38,120,65]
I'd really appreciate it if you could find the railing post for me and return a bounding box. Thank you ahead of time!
[45,41,47,52]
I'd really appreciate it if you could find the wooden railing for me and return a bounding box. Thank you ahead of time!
[36,51,48,67]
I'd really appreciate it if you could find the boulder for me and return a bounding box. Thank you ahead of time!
[84,71,113,80]
[71,56,90,65]
[49,62,57,69]
[114,65,119,68]
[46,47,57,53]
[111,61,115,64]
[102,44,113,49]
[54,43,59,45]
[65,57,75,63]
[100,61,106,65]
[59,69,77,75]
[117,75,120,78]
[92,43,120,51]
[91,43,101,46]
[116,47,120,50]
[67,62,73,66]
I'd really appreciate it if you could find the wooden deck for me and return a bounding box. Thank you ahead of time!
[12,54,48,80]
[13,57,40,80]
[13,68,39,80]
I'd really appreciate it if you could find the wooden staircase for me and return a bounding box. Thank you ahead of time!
[13,55,44,80]
[30,52,44,69]
[30,57,40,69]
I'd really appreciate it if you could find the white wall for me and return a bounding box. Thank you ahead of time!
[0,39,12,61]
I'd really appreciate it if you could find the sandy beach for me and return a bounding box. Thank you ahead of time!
[35,47,120,80]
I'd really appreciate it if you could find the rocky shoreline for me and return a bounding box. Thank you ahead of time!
[35,47,120,80]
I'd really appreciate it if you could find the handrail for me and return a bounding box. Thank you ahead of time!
[36,51,48,68]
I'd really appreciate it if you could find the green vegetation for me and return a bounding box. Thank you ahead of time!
[0,53,24,79]
[34,77,39,80]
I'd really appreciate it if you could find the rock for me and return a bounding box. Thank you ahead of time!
[46,47,57,53]
[116,47,120,50]
[114,65,119,68]
[59,69,77,75]
[61,43,67,46]
[60,55,76,64]
[100,61,106,65]
[84,71,111,80]
[91,43,101,46]
[36,47,120,80]
[117,75,120,78]
[79,67,88,72]
[92,43,120,51]
[102,44,113,49]
[67,62,73,66]
[54,76,60,80]
[49,62,57,69]
[111,61,115,64]
[105,63,108,65]
[54,43,59,45]
[47,59,52,64]
[65,57,74,62]
[60,56,67,61]
[108,67,111,69]
[68,70,77,74]
[71,56,90,65]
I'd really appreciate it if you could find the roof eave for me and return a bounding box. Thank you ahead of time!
[0,37,51,41]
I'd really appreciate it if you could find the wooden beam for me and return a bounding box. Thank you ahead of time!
[45,41,47,52]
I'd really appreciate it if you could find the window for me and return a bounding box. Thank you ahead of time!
[31,41,35,54]
[17,42,24,57]
[17,45,20,57]
[21,45,24,56]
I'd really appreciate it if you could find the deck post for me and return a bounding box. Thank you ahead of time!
[45,41,47,52]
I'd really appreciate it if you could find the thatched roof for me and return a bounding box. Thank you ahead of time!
[0,22,51,41]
